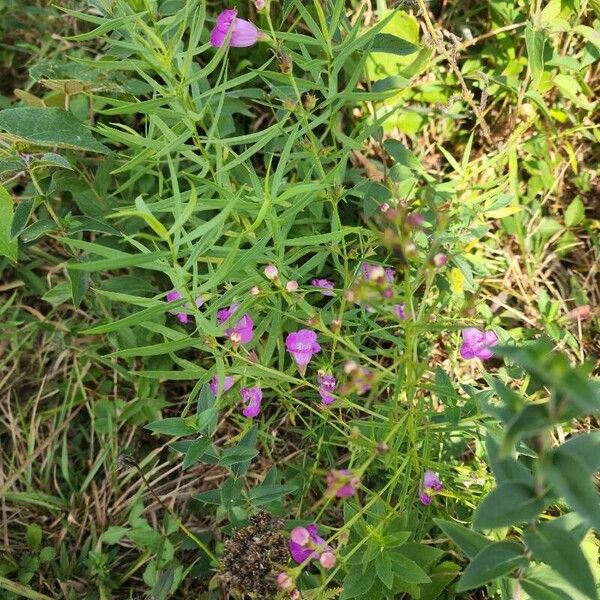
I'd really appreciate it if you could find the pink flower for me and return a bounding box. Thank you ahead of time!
[317,372,336,405]
[166,290,203,324]
[326,469,360,498]
[362,263,395,283]
[460,328,498,360]
[311,278,335,296]
[285,329,321,376]
[288,524,329,564]
[419,470,443,505]
[276,572,294,590]
[217,303,254,344]
[240,387,262,418]
[210,9,260,48]
[209,375,235,396]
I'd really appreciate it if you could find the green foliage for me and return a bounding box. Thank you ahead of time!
[0,0,598,598]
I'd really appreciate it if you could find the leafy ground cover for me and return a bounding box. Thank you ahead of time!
[0,0,599,599]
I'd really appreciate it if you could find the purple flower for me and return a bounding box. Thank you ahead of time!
[289,524,329,564]
[166,290,203,324]
[317,372,336,405]
[419,470,443,505]
[460,328,498,360]
[209,375,235,396]
[362,263,395,283]
[394,303,406,320]
[210,9,260,48]
[311,278,335,296]
[240,387,262,418]
[285,329,321,376]
[217,304,254,344]
[326,469,360,498]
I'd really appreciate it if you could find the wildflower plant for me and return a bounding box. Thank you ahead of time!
[0,0,598,599]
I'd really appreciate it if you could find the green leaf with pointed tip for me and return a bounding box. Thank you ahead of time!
[456,541,527,592]
[523,524,598,600]
[434,519,491,559]
[0,107,109,153]
[473,481,549,529]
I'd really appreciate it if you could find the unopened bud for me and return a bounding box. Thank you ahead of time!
[380,202,390,214]
[344,360,357,374]
[264,264,278,280]
[319,551,336,569]
[276,572,294,590]
[350,426,361,440]
[331,319,341,332]
[254,0,266,9]
[377,442,389,454]
[304,93,316,111]
[406,213,425,229]
[382,287,393,299]
[432,253,448,267]
[286,280,298,292]
[250,286,260,296]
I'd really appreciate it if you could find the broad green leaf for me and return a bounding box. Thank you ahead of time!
[523,524,598,599]
[376,552,394,589]
[182,437,212,469]
[25,524,42,550]
[434,519,491,559]
[0,186,18,262]
[389,550,431,584]
[543,451,600,531]
[371,33,418,56]
[564,197,585,227]
[456,541,527,592]
[0,107,109,153]
[101,526,129,544]
[473,481,548,529]
[556,431,600,474]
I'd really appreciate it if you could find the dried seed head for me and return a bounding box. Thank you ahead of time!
[220,510,288,598]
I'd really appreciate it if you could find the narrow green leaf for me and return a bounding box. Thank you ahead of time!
[0,186,18,262]
[145,417,197,436]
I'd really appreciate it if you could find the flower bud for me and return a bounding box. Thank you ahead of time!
[330,319,341,332]
[344,360,357,374]
[230,331,242,345]
[406,213,425,229]
[250,286,260,296]
[380,202,390,214]
[254,0,266,9]
[286,280,299,292]
[350,426,361,440]
[377,442,389,454]
[264,264,278,280]
[432,253,448,267]
[290,590,301,600]
[319,551,336,569]
[276,572,294,590]
[304,93,316,111]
